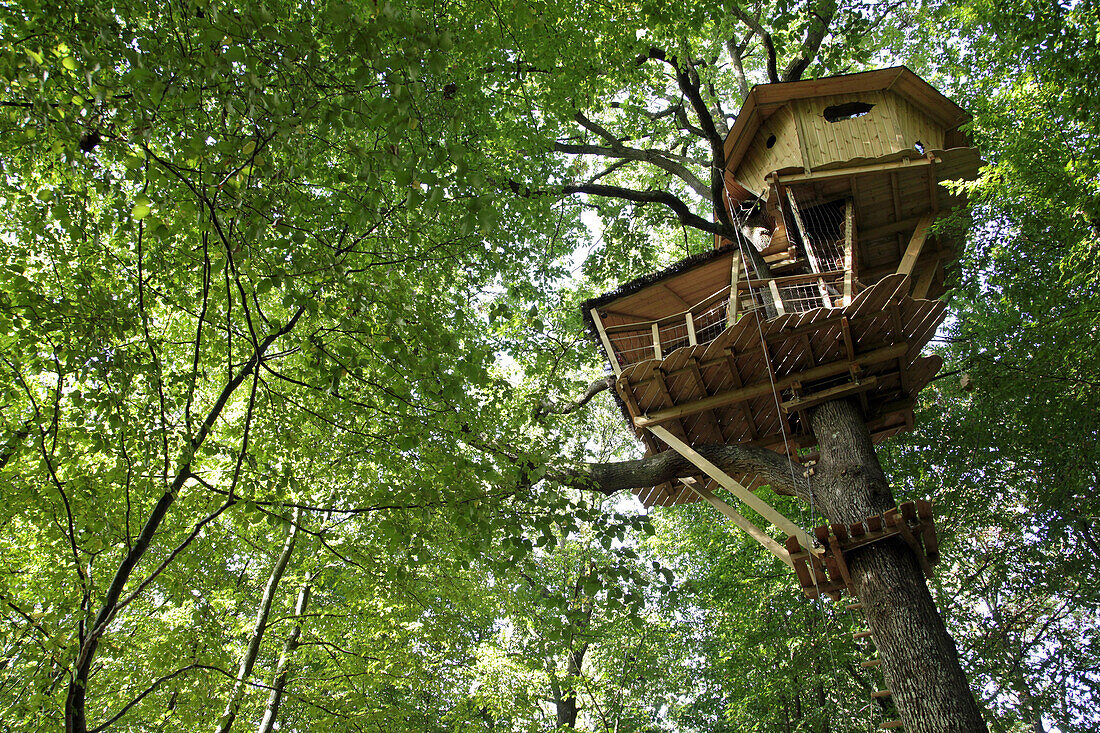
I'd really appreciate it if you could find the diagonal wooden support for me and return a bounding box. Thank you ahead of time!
[786,188,833,308]
[646,424,816,552]
[897,213,934,277]
[589,308,621,376]
[679,479,793,567]
[726,250,743,326]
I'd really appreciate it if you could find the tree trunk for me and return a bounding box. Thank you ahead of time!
[808,399,988,733]
[216,510,300,733]
[256,575,312,733]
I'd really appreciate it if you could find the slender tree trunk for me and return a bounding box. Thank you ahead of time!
[808,399,988,733]
[815,681,830,733]
[256,575,312,733]
[64,311,304,733]
[215,510,300,733]
[554,644,587,729]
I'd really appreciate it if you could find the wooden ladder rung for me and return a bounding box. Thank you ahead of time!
[845,602,863,610]
[871,689,893,698]
[861,658,882,668]
[853,631,873,640]
[880,720,903,729]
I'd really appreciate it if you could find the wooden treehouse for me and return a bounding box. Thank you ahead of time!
[583,67,978,601]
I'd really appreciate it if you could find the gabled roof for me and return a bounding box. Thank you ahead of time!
[723,66,971,175]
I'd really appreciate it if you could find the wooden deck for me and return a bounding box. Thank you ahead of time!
[614,274,945,508]
[787,500,939,600]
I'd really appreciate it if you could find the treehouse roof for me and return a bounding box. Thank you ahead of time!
[581,243,740,325]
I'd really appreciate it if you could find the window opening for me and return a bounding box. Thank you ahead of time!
[766,134,777,149]
[823,101,874,123]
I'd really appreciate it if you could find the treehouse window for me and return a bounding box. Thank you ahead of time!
[823,101,875,123]
[766,134,777,149]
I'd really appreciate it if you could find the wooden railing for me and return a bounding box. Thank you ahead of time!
[595,268,858,370]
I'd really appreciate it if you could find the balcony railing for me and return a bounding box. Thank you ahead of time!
[599,269,857,371]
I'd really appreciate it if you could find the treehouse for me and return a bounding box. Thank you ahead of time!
[583,67,979,597]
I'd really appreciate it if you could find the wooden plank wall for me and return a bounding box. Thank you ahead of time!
[733,91,949,196]
[736,105,803,194]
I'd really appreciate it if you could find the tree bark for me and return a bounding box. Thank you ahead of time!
[807,399,988,733]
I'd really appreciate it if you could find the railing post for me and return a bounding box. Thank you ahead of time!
[726,251,742,326]
[768,279,787,316]
[651,323,662,360]
[843,198,856,306]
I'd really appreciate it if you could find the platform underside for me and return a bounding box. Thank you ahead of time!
[615,274,945,508]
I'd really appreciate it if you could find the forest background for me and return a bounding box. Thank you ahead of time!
[0,1,1097,732]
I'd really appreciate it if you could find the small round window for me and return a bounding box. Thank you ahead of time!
[765,134,777,149]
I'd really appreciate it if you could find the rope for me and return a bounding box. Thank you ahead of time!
[724,185,845,727]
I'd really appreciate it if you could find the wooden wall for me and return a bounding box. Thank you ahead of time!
[736,105,802,197]
[732,90,949,193]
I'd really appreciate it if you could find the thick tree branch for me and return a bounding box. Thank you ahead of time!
[572,111,623,145]
[730,9,780,83]
[726,34,752,99]
[641,47,767,279]
[562,182,725,236]
[782,2,838,82]
[554,140,711,199]
[560,444,810,502]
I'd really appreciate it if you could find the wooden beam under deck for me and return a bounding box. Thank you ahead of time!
[633,343,908,428]
[647,424,816,552]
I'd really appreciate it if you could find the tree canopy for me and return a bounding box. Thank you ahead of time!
[0,1,1097,732]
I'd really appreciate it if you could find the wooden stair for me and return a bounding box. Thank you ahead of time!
[786,500,939,599]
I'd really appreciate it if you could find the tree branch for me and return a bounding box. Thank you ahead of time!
[730,9,780,83]
[782,2,837,82]
[561,182,725,236]
[726,34,752,99]
[642,48,738,247]
[535,376,614,417]
[553,140,711,199]
[560,443,810,501]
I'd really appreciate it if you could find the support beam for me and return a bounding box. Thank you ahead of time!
[650,323,662,360]
[897,213,935,277]
[590,308,621,376]
[646,424,816,551]
[633,343,908,428]
[780,375,879,413]
[913,256,940,299]
[768,156,939,186]
[680,479,793,566]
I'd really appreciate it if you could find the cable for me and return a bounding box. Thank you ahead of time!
[725,184,846,728]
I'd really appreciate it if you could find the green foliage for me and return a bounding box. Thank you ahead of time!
[0,1,1097,732]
